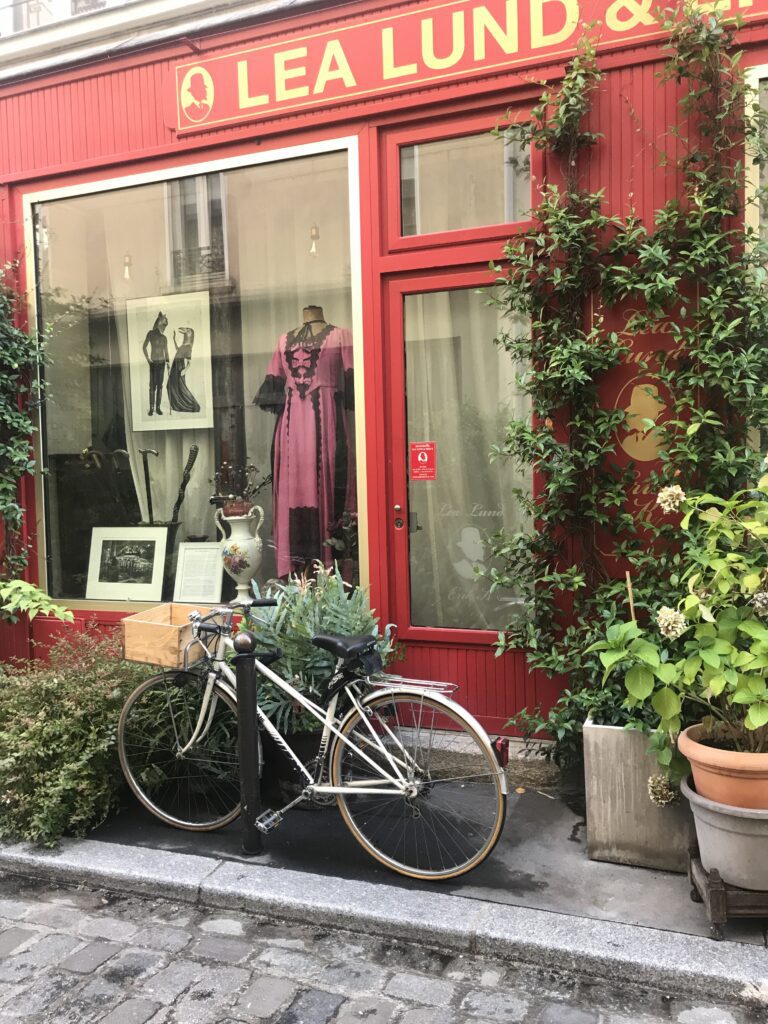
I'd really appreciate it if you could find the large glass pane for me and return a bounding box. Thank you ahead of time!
[400,133,529,237]
[403,288,529,630]
[35,150,358,601]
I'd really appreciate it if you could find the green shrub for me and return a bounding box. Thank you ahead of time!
[0,629,148,846]
[247,563,396,733]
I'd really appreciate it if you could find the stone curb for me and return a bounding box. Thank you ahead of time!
[1,839,767,1008]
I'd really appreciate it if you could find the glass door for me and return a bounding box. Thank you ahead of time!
[386,273,530,641]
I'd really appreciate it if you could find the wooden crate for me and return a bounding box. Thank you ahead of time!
[122,603,213,669]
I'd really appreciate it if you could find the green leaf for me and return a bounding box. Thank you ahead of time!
[684,655,702,681]
[629,639,661,668]
[599,650,627,671]
[626,665,654,700]
[738,619,768,641]
[700,648,721,669]
[747,703,768,729]
[655,662,678,685]
[652,688,682,720]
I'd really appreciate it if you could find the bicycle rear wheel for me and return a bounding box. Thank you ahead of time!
[330,690,506,880]
[118,671,240,831]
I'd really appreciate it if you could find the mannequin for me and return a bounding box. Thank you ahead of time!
[255,305,355,577]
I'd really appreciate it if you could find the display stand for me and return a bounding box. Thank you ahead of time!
[688,846,768,940]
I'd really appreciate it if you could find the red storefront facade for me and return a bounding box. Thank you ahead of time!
[3,0,768,733]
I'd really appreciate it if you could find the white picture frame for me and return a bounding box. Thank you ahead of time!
[127,291,214,432]
[86,526,168,602]
[173,542,223,604]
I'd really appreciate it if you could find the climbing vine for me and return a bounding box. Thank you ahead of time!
[491,4,768,760]
[0,262,44,581]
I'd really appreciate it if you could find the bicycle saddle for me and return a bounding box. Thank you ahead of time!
[312,634,376,660]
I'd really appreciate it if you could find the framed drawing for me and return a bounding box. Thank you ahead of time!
[86,526,168,601]
[173,542,223,604]
[127,291,214,432]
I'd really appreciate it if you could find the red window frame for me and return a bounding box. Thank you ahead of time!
[381,109,543,255]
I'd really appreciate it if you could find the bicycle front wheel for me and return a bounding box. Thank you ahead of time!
[331,690,506,880]
[118,671,241,831]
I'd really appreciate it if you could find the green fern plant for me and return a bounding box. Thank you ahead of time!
[246,563,396,732]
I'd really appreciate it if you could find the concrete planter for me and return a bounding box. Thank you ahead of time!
[583,720,694,873]
[681,776,768,890]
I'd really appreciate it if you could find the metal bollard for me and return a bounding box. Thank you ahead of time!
[232,630,263,855]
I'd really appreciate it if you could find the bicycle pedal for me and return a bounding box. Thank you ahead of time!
[254,809,283,834]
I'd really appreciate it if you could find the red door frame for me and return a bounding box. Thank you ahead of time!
[382,265,511,647]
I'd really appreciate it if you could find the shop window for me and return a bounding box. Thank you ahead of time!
[403,287,529,630]
[400,131,529,238]
[35,149,358,602]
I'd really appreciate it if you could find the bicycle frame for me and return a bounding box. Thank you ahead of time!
[184,621,428,801]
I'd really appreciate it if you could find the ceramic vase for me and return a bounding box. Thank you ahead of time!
[215,504,264,603]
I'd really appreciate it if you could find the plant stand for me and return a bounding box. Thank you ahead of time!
[688,845,768,940]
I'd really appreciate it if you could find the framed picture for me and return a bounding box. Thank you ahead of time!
[173,542,223,604]
[86,526,168,602]
[127,291,214,432]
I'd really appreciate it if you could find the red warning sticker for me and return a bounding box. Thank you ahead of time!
[410,442,436,481]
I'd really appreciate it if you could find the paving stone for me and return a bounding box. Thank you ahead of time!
[197,917,246,937]
[443,955,505,988]
[0,901,29,921]
[131,925,192,953]
[98,999,161,1024]
[315,960,389,995]
[461,989,529,1022]
[23,903,80,929]
[0,928,37,958]
[384,971,455,1007]
[234,976,298,1019]
[334,996,399,1023]
[142,960,203,1004]
[0,959,37,985]
[101,948,167,985]
[59,976,123,1023]
[275,988,344,1024]
[168,964,251,1024]
[677,1011,739,1024]
[61,939,121,973]
[254,945,324,978]
[376,940,452,975]
[191,935,252,963]
[10,971,82,1016]
[529,1004,599,1024]
[399,1010,459,1024]
[80,915,139,942]
[15,932,81,966]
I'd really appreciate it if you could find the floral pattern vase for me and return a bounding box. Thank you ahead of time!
[215,504,264,603]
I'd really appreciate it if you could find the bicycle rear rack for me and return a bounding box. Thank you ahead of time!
[367,674,459,696]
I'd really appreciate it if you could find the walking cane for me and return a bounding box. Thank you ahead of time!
[171,444,199,524]
[138,448,159,525]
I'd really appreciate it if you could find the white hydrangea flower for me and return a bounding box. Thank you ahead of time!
[656,485,686,514]
[753,592,768,619]
[656,606,688,640]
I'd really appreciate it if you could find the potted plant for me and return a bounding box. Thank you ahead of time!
[210,461,271,518]
[591,482,768,889]
[245,563,396,805]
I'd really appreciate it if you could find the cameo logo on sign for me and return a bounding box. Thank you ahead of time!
[180,66,215,124]
[410,442,437,481]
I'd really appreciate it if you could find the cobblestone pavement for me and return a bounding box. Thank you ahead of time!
[0,872,761,1024]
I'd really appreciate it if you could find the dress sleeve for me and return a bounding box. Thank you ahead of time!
[341,329,354,412]
[253,337,287,413]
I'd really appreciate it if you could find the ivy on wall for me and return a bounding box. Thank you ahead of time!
[0,262,44,582]
[491,4,768,759]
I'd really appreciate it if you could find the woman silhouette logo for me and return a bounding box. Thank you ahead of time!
[180,67,214,123]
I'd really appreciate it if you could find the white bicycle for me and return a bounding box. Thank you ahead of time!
[117,601,507,881]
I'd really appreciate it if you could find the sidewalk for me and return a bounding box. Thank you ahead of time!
[1,777,767,1010]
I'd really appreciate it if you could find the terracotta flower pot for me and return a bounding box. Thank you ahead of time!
[678,724,768,810]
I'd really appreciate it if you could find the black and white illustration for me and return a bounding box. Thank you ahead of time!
[86,527,168,601]
[127,292,213,432]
